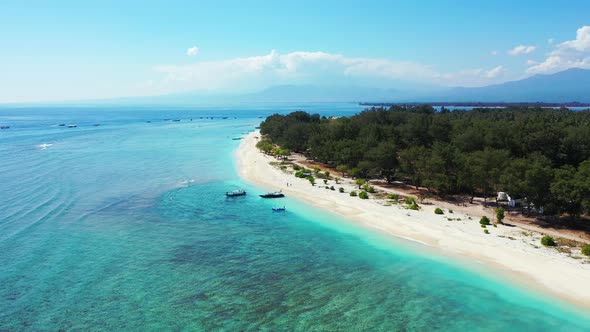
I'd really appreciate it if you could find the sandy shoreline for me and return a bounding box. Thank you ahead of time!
[235,131,590,312]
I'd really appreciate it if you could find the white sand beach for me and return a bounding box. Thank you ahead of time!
[236,131,590,311]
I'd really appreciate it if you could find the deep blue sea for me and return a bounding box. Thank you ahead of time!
[1,103,589,331]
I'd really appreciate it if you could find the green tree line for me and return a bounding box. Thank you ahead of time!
[260,106,590,218]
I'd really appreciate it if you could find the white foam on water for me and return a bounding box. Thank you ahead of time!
[36,143,53,150]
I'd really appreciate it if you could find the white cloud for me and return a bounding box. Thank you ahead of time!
[508,45,536,56]
[527,26,590,74]
[153,50,507,93]
[526,59,538,65]
[485,65,506,78]
[186,46,199,56]
[560,26,590,51]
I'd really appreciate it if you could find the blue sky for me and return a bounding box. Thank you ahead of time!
[1,0,590,102]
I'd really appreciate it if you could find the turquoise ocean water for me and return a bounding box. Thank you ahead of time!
[0,103,589,331]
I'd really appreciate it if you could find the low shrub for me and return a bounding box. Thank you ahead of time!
[495,206,505,224]
[387,193,399,200]
[408,203,420,210]
[350,191,357,197]
[359,191,369,199]
[293,164,301,171]
[330,186,335,191]
[323,179,328,185]
[582,244,590,257]
[295,170,309,178]
[448,209,453,213]
[481,224,486,228]
[434,208,444,215]
[484,229,489,234]
[339,187,345,193]
[307,176,315,186]
[362,183,376,193]
[405,197,417,205]
[541,235,556,247]
[324,186,329,189]
[479,216,491,226]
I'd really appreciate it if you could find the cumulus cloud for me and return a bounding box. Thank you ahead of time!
[186,46,199,56]
[527,26,590,74]
[508,45,536,56]
[154,50,506,92]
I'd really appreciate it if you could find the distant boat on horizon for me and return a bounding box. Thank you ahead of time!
[67,124,77,128]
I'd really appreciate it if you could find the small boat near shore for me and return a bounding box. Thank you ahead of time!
[272,206,286,212]
[67,124,77,128]
[260,191,284,198]
[0,125,10,129]
[232,137,243,140]
[226,189,246,197]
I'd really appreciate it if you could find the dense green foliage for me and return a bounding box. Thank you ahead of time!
[582,244,590,257]
[541,235,557,246]
[359,191,369,199]
[434,208,444,214]
[260,106,590,218]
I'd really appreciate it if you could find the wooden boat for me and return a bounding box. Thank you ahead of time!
[226,189,246,197]
[0,126,9,129]
[231,137,243,140]
[272,206,286,212]
[67,124,77,128]
[260,191,284,198]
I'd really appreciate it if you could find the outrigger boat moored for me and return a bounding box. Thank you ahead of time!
[225,189,246,197]
[260,191,284,198]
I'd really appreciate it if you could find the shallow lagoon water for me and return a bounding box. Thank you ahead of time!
[1,104,589,331]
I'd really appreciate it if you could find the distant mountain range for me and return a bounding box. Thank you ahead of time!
[23,68,590,106]
[430,68,590,103]
[241,68,590,103]
[244,85,401,102]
